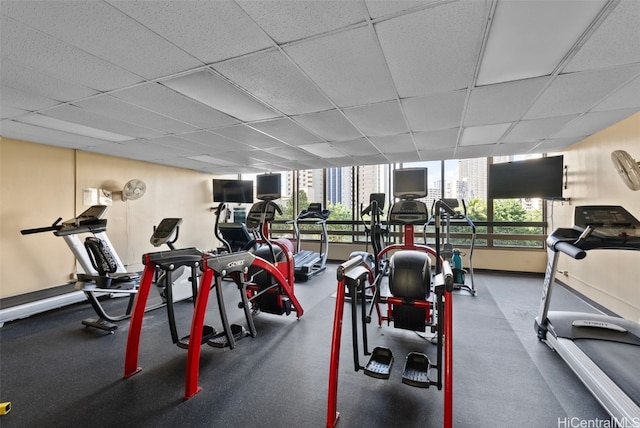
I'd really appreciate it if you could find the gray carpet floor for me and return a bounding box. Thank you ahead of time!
[0,265,611,427]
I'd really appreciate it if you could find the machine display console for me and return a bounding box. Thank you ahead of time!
[389,200,429,225]
[574,206,639,238]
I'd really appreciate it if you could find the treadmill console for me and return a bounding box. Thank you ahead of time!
[574,206,639,238]
[389,200,429,225]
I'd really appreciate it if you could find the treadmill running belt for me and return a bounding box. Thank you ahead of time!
[575,338,640,406]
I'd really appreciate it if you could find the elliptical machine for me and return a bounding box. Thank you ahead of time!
[426,198,476,296]
[327,168,455,428]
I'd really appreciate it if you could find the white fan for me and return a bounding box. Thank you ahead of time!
[611,150,640,191]
[122,179,147,201]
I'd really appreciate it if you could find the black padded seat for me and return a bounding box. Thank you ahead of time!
[389,250,430,300]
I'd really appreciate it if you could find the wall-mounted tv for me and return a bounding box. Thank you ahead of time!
[256,173,281,201]
[488,155,564,199]
[212,179,253,203]
[394,168,428,200]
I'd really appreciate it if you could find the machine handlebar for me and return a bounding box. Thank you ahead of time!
[548,237,587,260]
[20,217,63,235]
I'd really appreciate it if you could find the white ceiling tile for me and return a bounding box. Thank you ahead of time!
[524,64,640,119]
[1,106,27,119]
[147,135,212,154]
[330,138,379,156]
[376,1,488,97]
[0,85,60,112]
[553,108,639,139]
[452,145,495,160]
[403,91,466,132]
[110,83,240,129]
[178,130,242,149]
[211,124,285,149]
[2,1,203,79]
[293,109,362,142]
[460,123,511,146]
[285,26,397,107]
[74,95,197,134]
[534,137,585,153]
[592,75,640,112]
[237,0,366,44]
[385,150,419,163]
[0,16,142,91]
[248,118,322,146]
[1,58,98,102]
[477,1,606,85]
[564,0,640,73]
[268,146,317,161]
[503,115,579,143]
[465,77,549,126]
[343,101,408,136]
[108,0,273,64]
[348,153,388,166]
[365,1,436,19]
[43,105,165,139]
[370,133,416,154]
[214,50,333,115]
[162,70,281,122]
[413,128,459,150]
[15,113,134,142]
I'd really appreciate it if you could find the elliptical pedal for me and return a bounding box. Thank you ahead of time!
[401,352,432,388]
[364,346,393,379]
[207,324,248,348]
[176,325,217,349]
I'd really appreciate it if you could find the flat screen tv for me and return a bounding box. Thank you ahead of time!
[212,179,253,203]
[488,155,564,199]
[394,168,428,200]
[256,173,281,201]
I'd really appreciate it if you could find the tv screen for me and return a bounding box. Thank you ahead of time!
[394,168,428,200]
[488,155,564,199]
[212,179,253,203]
[256,173,281,201]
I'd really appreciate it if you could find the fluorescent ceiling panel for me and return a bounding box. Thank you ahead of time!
[477,1,606,85]
[459,123,511,146]
[17,113,134,142]
[299,142,345,158]
[110,83,240,129]
[162,70,280,122]
[0,120,113,149]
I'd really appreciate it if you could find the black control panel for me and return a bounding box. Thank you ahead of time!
[389,200,429,225]
[574,205,639,238]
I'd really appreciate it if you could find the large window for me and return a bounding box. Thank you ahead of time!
[234,155,550,249]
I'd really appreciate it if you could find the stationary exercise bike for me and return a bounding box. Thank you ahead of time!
[327,168,454,428]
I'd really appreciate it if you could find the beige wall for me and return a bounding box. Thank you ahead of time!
[1,137,222,298]
[549,113,640,322]
[2,113,639,322]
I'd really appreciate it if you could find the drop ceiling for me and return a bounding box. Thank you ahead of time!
[1,0,639,174]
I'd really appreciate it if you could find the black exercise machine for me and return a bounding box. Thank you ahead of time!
[535,205,640,422]
[426,198,476,296]
[291,202,331,280]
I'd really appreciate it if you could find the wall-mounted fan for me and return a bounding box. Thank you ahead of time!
[611,150,640,191]
[121,179,147,201]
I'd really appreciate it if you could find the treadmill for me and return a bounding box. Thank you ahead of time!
[292,203,330,280]
[535,205,640,422]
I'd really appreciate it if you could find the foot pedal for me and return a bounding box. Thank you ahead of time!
[82,318,117,332]
[176,325,217,349]
[207,324,247,348]
[364,346,393,379]
[402,352,431,388]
